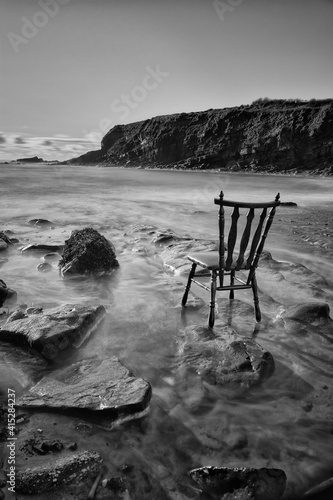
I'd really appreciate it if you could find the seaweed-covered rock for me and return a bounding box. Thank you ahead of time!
[59,228,119,277]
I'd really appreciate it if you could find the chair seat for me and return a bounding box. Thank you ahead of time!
[187,252,247,270]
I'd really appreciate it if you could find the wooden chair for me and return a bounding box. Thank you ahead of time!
[181,191,280,327]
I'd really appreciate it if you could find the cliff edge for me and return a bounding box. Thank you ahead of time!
[70,99,333,175]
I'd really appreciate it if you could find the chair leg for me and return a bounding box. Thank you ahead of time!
[208,270,217,328]
[251,273,261,322]
[229,270,235,299]
[182,263,197,306]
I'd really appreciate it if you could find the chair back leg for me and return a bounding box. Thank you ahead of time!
[182,263,197,306]
[229,269,235,299]
[208,270,217,328]
[251,273,261,322]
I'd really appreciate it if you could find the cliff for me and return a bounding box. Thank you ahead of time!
[71,99,333,175]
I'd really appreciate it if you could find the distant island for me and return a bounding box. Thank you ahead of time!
[69,98,333,176]
[16,156,44,163]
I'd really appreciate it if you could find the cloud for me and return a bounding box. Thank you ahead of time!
[0,132,101,162]
[15,136,26,144]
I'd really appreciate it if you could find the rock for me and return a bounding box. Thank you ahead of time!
[280,302,333,334]
[0,279,17,307]
[189,466,287,500]
[16,450,102,494]
[0,342,48,389]
[6,309,26,322]
[17,356,152,426]
[0,231,13,245]
[26,306,43,315]
[59,227,119,277]
[0,240,7,252]
[43,252,61,262]
[37,262,53,273]
[280,202,298,207]
[103,476,126,493]
[0,303,105,361]
[28,218,54,227]
[21,243,63,253]
[17,156,43,163]
[178,325,275,387]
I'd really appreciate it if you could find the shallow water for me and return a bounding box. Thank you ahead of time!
[1,165,333,499]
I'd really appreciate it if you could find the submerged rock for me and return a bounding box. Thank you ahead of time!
[16,450,102,494]
[21,243,63,253]
[189,466,287,500]
[37,262,53,273]
[0,303,105,361]
[0,240,7,252]
[280,302,333,334]
[17,356,152,425]
[59,227,119,277]
[28,218,54,227]
[0,279,17,307]
[178,325,275,387]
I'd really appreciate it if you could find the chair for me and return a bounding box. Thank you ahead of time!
[181,191,280,327]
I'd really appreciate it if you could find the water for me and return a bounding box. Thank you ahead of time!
[1,165,333,498]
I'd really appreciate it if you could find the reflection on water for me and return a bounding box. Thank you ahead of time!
[1,165,333,498]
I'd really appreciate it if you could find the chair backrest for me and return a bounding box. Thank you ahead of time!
[214,191,280,279]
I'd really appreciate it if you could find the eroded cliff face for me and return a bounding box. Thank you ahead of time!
[71,99,333,174]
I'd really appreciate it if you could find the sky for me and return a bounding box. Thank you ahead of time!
[0,0,332,161]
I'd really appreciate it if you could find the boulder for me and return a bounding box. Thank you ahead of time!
[189,466,287,500]
[0,342,48,389]
[178,325,275,387]
[17,356,152,426]
[0,231,13,245]
[0,279,17,307]
[37,262,53,273]
[0,304,105,361]
[16,450,102,494]
[59,228,119,277]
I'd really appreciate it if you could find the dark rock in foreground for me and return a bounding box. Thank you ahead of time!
[0,303,105,361]
[178,325,275,387]
[17,356,152,425]
[189,466,286,500]
[16,450,102,494]
[0,279,17,307]
[59,227,119,277]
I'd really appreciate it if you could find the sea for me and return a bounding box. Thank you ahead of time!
[1,164,333,499]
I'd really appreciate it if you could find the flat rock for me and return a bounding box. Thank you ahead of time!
[189,466,287,500]
[21,243,63,253]
[16,450,102,494]
[178,325,275,387]
[0,303,105,361]
[17,356,152,425]
[59,227,119,277]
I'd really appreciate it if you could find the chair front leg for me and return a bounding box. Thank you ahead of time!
[208,270,217,328]
[229,269,235,299]
[251,273,261,322]
[182,263,197,306]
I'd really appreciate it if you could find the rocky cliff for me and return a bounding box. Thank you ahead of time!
[71,99,333,175]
